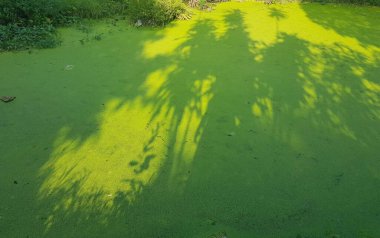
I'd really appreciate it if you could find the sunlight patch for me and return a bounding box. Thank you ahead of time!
[251,97,273,122]
[142,20,196,59]
[362,79,380,93]
[143,65,178,97]
[169,75,215,193]
[303,83,318,108]
[38,98,170,230]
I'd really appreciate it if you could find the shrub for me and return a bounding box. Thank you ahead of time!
[0,0,129,51]
[0,0,129,26]
[128,0,186,26]
[0,23,59,50]
[185,0,229,8]
[61,0,129,19]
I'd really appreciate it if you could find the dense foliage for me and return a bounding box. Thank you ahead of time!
[0,23,58,50]
[0,0,128,25]
[128,0,186,26]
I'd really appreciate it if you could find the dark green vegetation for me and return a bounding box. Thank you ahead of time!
[128,0,187,25]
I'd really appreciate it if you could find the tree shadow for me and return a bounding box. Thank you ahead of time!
[301,3,380,47]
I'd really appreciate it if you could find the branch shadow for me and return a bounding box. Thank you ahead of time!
[301,3,380,47]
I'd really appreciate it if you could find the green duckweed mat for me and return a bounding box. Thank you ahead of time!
[1,2,379,238]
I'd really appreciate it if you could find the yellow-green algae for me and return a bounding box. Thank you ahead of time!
[0,2,379,238]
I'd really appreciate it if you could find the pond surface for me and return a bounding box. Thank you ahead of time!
[0,2,379,238]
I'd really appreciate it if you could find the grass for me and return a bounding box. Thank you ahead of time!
[0,2,380,238]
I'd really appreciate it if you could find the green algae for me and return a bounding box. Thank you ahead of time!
[0,2,379,238]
